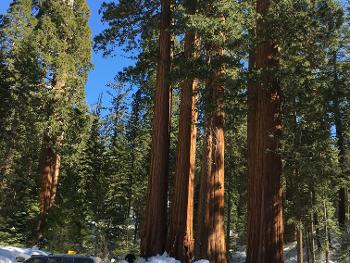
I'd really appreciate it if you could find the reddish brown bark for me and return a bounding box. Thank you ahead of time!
[246,0,284,262]
[196,55,227,263]
[37,132,61,240]
[196,107,213,260]
[140,0,172,258]
[167,32,198,262]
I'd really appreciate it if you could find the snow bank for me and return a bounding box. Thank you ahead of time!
[135,253,208,263]
[136,253,180,263]
[0,246,48,263]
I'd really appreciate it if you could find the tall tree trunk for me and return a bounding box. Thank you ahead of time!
[323,199,330,263]
[309,202,316,263]
[196,106,213,260]
[37,132,61,241]
[226,167,233,252]
[140,0,171,257]
[167,15,199,262]
[336,111,346,227]
[196,52,227,263]
[332,52,347,227]
[296,222,304,263]
[37,76,65,242]
[246,0,284,262]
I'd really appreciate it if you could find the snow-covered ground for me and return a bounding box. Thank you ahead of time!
[230,242,336,263]
[0,246,47,263]
[0,244,337,263]
[133,253,208,263]
[134,243,337,262]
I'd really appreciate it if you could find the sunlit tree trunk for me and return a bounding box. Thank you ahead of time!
[37,77,65,241]
[140,0,171,257]
[167,11,199,261]
[196,49,227,263]
[246,0,284,262]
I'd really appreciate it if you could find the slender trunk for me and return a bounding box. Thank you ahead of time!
[296,223,304,263]
[246,0,284,262]
[323,199,329,263]
[335,98,346,226]
[196,52,227,263]
[49,154,61,208]
[167,21,199,263]
[140,0,171,257]
[226,168,233,252]
[309,212,316,263]
[332,52,347,227]
[305,227,310,263]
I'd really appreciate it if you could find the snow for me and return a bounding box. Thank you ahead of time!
[0,244,338,263]
[135,253,209,263]
[229,242,337,263]
[0,246,48,263]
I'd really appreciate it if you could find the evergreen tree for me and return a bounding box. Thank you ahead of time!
[33,0,92,241]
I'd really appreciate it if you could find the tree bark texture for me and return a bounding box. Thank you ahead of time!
[140,0,171,257]
[37,131,61,240]
[196,53,227,263]
[246,0,284,262]
[167,27,199,263]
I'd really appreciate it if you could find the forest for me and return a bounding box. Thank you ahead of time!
[0,0,350,262]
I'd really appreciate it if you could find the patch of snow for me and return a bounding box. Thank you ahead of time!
[136,253,180,263]
[0,246,48,263]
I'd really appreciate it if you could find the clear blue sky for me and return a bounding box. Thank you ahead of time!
[0,0,134,107]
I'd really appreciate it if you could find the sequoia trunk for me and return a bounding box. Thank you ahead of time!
[196,54,227,263]
[140,0,171,257]
[246,0,284,262]
[37,132,61,240]
[167,31,198,263]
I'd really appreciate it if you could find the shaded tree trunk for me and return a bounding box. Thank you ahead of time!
[167,15,199,262]
[309,206,316,263]
[332,52,347,227]
[196,52,227,263]
[335,98,346,227]
[196,105,213,260]
[296,223,304,263]
[140,0,171,257]
[246,0,284,262]
[226,167,233,252]
[323,199,330,263]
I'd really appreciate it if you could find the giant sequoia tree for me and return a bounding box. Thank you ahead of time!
[35,0,92,240]
[166,0,198,262]
[246,0,284,262]
[140,0,172,257]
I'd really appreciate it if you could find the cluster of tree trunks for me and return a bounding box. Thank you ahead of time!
[246,0,284,262]
[142,0,287,262]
